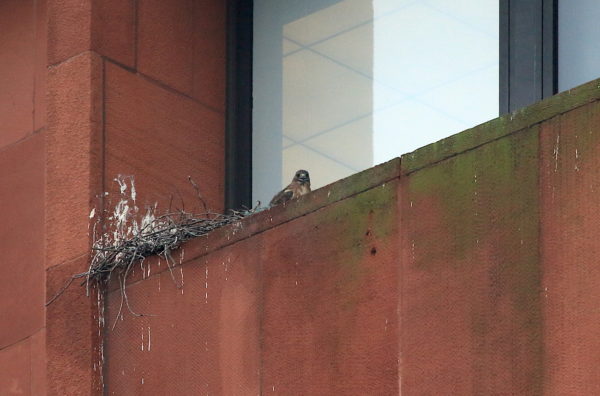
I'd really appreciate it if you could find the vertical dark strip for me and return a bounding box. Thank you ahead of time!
[510,0,543,111]
[542,0,558,98]
[225,0,253,210]
[133,0,139,70]
[500,0,510,114]
[500,0,557,114]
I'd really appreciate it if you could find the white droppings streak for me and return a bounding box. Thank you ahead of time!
[180,267,185,294]
[117,177,127,194]
[89,208,96,219]
[141,329,144,351]
[205,266,209,303]
[147,327,151,351]
[130,178,136,202]
[553,134,560,172]
[225,256,230,281]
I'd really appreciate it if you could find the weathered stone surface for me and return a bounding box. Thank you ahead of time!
[0,133,45,349]
[104,62,225,213]
[46,256,103,396]
[0,0,36,148]
[261,182,400,395]
[402,77,600,174]
[46,51,103,268]
[92,0,136,67]
[401,129,542,394]
[137,0,195,95]
[47,0,92,65]
[0,339,31,395]
[540,101,600,395]
[191,0,226,111]
[105,237,261,395]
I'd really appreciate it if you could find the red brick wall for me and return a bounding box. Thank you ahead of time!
[4,0,600,394]
[104,163,401,395]
[44,0,227,393]
[103,80,600,395]
[0,0,47,394]
[1,0,226,394]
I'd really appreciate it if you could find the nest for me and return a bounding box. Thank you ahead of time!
[46,176,258,327]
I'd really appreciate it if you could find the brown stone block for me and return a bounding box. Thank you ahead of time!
[46,51,103,268]
[104,62,224,213]
[0,338,31,395]
[0,0,35,148]
[137,0,195,95]
[30,329,47,396]
[35,0,48,131]
[400,131,542,394]
[261,183,400,395]
[46,257,102,395]
[47,0,92,65]
[104,237,261,395]
[0,133,45,349]
[48,0,135,67]
[540,102,600,394]
[92,0,136,68]
[192,0,226,111]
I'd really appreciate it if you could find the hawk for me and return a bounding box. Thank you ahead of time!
[269,169,311,207]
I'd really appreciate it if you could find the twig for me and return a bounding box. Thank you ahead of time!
[45,276,76,306]
[188,176,209,215]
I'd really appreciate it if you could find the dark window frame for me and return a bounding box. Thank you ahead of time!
[500,0,558,113]
[226,0,559,209]
[225,0,254,210]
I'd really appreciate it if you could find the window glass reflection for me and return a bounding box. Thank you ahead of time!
[253,0,499,205]
[558,0,600,92]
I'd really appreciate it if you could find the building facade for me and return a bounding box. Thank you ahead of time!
[1,1,600,395]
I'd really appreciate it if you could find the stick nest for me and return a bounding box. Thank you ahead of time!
[46,175,259,324]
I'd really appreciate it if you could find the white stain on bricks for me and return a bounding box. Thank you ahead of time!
[141,326,151,352]
[180,266,185,295]
[553,134,560,173]
[205,266,209,303]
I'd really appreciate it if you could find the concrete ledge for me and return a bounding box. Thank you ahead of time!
[402,77,600,174]
[109,157,401,291]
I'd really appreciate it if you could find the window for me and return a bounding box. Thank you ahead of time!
[558,0,600,91]
[251,0,499,206]
[226,0,600,210]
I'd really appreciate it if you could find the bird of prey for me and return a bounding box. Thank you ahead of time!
[269,169,311,207]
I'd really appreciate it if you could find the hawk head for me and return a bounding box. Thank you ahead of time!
[293,170,310,185]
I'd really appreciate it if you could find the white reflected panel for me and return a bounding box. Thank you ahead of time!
[558,0,600,91]
[253,0,499,205]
